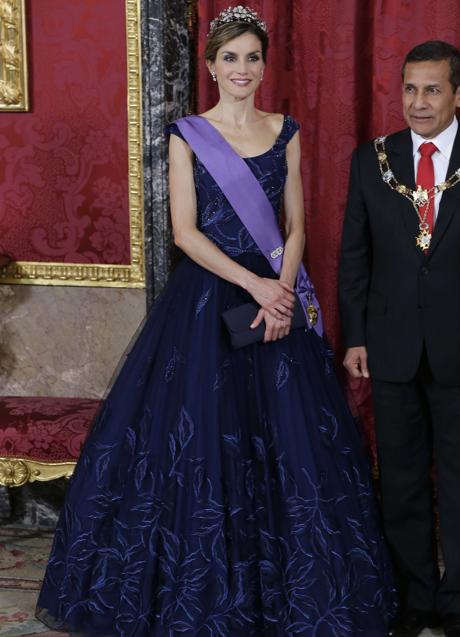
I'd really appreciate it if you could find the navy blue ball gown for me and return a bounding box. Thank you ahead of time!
[37,116,397,636]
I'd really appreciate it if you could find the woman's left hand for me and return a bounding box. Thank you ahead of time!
[251,308,292,342]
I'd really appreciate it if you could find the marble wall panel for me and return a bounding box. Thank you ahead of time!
[141,0,194,305]
[0,286,145,398]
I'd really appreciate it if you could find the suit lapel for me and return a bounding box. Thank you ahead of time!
[428,127,460,256]
[387,129,424,260]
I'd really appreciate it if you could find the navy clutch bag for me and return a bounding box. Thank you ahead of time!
[221,298,307,349]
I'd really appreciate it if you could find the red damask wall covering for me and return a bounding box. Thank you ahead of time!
[0,0,130,265]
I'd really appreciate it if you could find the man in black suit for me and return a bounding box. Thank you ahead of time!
[339,41,460,637]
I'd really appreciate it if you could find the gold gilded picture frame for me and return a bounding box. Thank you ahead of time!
[0,0,145,288]
[0,0,28,111]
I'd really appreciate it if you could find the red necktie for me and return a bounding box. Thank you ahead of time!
[416,142,438,238]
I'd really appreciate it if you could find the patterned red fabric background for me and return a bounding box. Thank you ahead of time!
[0,397,100,462]
[196,1,460,455]
[0,0,130,265]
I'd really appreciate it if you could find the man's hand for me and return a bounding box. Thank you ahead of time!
[343,346,370,379]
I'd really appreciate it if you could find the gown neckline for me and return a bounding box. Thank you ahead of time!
[196,114,287,160]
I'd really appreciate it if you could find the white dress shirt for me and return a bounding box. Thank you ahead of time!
[411,117,458,221]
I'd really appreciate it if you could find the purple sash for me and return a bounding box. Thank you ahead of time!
[175,115,324,337]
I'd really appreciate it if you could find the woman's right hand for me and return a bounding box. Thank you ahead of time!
[250,307,292,342]
[247,276,295,319]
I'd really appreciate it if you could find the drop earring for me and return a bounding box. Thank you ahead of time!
[211,71,217,82]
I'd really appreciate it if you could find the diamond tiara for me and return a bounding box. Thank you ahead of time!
[208,5,268,36]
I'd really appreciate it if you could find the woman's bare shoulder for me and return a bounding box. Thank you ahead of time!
[257,111,285,133]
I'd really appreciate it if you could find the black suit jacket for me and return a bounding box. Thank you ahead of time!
[339,123,460,384]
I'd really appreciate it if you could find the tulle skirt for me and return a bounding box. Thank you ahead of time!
[37,254,396,636]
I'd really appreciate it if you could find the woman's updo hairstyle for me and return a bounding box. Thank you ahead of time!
[205,6,269,63]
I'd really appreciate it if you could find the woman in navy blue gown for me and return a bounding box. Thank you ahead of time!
[37,6,396,636]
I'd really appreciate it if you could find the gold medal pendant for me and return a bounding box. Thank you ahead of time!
[306,304,318,326]
[415,228,431,251]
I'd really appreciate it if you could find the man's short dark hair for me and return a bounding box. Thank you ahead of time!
[402,40,460,91]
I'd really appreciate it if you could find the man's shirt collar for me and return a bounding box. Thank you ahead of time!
[411,117,458,160]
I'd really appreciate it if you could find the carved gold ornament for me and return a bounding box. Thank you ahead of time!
[0,458,29,486]
[0,0,28,111]
[374,136,460,251]
[0,456,76,487]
